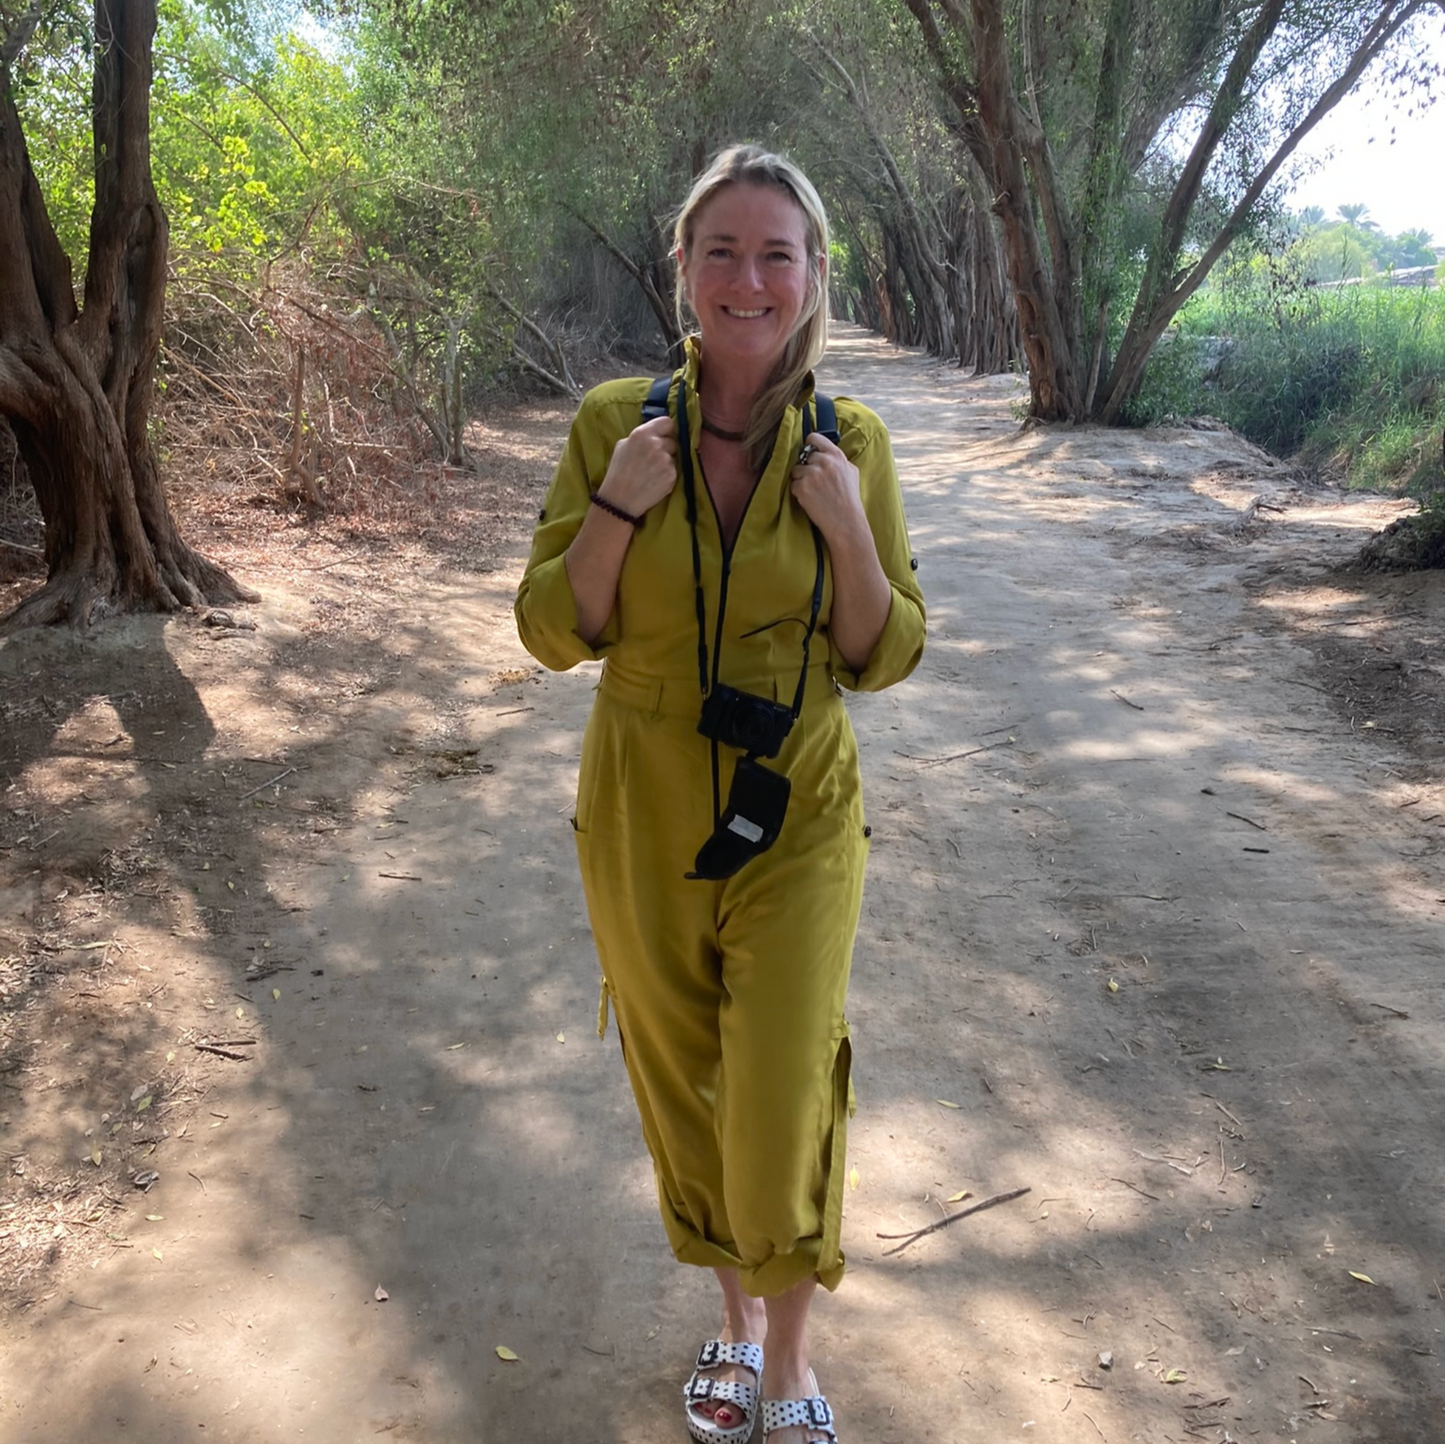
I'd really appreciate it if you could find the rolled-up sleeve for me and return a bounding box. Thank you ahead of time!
[829,412,926,692]
[514,394,623,670]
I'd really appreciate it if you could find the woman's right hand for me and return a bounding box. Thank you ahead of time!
[596,415,679,518]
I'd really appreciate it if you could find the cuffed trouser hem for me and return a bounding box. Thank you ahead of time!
[655,1028,853,1298]
[663,1218,847,1296]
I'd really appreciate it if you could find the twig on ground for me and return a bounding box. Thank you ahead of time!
[894,741,1005,767]
[1110,689,1144,710]
[1225,810,1268,831]
[1133,1150,1193,1176]
[1110,1177,1159,1200]
[236,766,297,804]
[1209,1098,1245,1130]
[194,1043,252,1061]
[877,1186,1030,1256]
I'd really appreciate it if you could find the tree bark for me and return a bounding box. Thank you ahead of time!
[968,0,1081,420]
[0,0,254,631]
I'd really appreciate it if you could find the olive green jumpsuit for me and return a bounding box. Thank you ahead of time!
[515,346,925,1295]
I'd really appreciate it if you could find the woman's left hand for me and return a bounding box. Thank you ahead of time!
[789,433,867,544]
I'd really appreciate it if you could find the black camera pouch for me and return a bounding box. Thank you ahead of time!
[687,758,792,880]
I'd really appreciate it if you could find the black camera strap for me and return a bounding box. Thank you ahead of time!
[643,374,710,700]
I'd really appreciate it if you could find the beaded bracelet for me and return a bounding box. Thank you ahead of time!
[590,491,644,528]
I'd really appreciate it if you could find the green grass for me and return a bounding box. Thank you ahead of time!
[1127,281,1445,500]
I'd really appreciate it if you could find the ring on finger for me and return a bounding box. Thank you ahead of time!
[798,444,816,465]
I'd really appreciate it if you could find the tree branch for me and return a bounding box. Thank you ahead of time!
[0,2,44,73]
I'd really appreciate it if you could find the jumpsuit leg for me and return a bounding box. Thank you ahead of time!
[715,817,865,1294]
[576,685,867,1295]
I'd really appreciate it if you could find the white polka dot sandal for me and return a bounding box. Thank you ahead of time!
[684,1339,765,1444]
[760,1378,838,1443]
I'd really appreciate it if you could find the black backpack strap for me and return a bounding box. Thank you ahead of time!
[642,374,673,423]
[804,393,840,446]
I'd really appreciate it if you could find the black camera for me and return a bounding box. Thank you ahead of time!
[697,683,795,759]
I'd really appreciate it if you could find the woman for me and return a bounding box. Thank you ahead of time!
[515,144,925,1444]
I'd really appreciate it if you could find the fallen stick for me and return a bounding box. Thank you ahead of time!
[1225,810,1268,831]
[1110,1176,1160,1201]
[194,1043,253,1061]
[236,766,297,804]
[877,1186,1030,1256]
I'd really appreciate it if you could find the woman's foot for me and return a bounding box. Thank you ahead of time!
[687,1303,767,1434]
[760,1367,836,1443]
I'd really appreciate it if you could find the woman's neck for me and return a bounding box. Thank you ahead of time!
[696,359,770,430]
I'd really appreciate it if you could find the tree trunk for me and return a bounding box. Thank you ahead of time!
[0,0,254,631]
[969,0,1081,421]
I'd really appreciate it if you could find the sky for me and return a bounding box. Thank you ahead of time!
[1285,16,1445,241]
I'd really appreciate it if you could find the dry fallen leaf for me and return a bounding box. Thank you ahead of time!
[1107,978,1120,994]
[152,1248,163,1261]
[556,1032,565,1043]
[946,1190,971,1203]
[847,1166,860,1191]
[89,1147,102,1166]
[445,1042,467,1051]
[131,1084,148,1101]
[374,1285,390,1302]
[1349,1270,1377,1285]
[495,1345,519,1362]
[1164,1368,1187,1384]
[145,1214,163,1222]
[272,988,281,1001]
[136,1095,152,1112]
[935,1099,961,1109]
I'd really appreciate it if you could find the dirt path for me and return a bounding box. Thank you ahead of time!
[3,327,1444,1442]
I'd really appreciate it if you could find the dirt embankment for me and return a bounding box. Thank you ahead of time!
[2,326,1443,1443]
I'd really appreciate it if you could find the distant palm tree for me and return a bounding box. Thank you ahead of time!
[1299,205,1326,227]
[1337,203,1379,232]
[1393,228,1437,267]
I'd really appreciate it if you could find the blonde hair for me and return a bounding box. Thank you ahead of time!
[673,144,830,469]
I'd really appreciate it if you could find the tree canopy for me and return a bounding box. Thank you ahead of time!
[2,0,1443,625]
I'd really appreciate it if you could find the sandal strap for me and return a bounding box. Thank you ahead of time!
[685,1377,759,1410]
[762,1393,837,1440]
[694,1339,765,1377]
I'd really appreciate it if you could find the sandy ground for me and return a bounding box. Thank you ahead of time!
[2,326,1444,1443]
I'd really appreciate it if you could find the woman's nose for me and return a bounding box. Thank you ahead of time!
[735,255,765,289]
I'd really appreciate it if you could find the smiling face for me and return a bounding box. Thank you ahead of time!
[679,181,821,381]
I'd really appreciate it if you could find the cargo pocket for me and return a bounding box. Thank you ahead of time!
[817,1023,853,1292]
